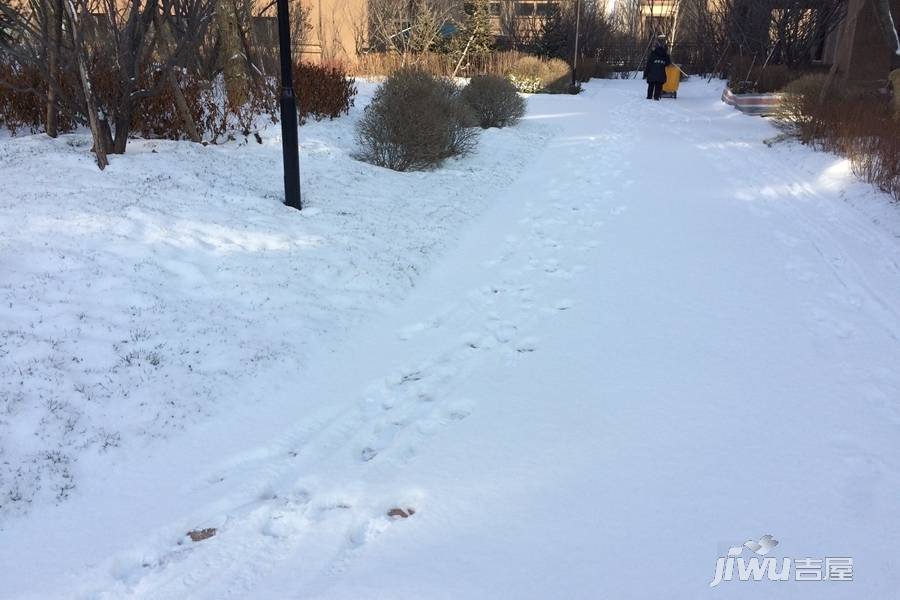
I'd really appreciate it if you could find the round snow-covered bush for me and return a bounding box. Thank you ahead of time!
[355,68,477,171]
[460,75,526,129]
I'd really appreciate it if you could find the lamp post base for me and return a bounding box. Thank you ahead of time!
[280,87,301,211]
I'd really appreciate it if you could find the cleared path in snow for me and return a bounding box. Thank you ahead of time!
[7,80,900,599]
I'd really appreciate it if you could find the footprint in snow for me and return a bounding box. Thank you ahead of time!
[445,400,474,421]
[542,239,562,250]
[554,299,574,311]
[515,337,539,354]
[461,332,496,350]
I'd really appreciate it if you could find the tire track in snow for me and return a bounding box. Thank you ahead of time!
[646,88,900,529]
[659,94,900,344]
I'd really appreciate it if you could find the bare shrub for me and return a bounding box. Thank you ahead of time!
[578,58,610,79]
[777,73,831,143]
[507,56,573,94]
[847,115,900,200]
[292,61,357,123]
[135,71,277,144]
[460,75,525,129]
[130,69,210,141]
[215,75,279,140]
[543,58,573,93]
[355,68,478,171]
[353,51,527,79]
[2,53,354,143]
[0,59,76,135]
[507,56,549,93]
[777,74,900,201]
[726,57,826,94]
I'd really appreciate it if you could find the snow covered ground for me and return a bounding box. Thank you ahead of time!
[0,82,548,518]
[2,78,900,599]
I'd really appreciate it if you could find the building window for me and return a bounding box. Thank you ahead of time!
[535,2,554,16]
[516,1,535,17]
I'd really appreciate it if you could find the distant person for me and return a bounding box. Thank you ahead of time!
[643,36,671,101]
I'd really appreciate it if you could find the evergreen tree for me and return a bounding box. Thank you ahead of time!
[451,0,495,59]
[538,5,567,59]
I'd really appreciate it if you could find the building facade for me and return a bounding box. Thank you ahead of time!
[287,0,367,63]
[824,0,900,83]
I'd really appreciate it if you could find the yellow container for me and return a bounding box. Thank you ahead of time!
[663,64,681,97]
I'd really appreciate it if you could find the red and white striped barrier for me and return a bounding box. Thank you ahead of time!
[721,87,783,116]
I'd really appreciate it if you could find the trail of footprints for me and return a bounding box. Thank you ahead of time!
[99,93,644,597]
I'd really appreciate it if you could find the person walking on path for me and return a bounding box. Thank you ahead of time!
[643,36,671,101]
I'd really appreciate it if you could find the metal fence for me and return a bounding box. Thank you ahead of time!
[582,43,723,77]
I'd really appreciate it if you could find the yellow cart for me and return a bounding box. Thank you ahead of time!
[662,64,681,99]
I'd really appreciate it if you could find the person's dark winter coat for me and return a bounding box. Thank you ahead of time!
[643,45,671,100]
[644,45,671,84]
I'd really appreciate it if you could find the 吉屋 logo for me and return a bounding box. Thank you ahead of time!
[743,534,779,555]
[709,535,853,587]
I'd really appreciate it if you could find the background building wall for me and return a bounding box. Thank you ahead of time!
[295,0,367,63]
[830,0,900,83]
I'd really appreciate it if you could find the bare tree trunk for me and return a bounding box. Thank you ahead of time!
[156,14,202,143]
[169,71,201,141]
[64,0,109,169]
[45,0,62,137]
[217,0,248,106]
[890,68,900,116]
[451,32,473,78]
[112,111,130,154]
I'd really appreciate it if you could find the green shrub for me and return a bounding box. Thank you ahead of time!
[355,68,478,171]
[460,75,526,129]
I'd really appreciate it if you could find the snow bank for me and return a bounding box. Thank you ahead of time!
[0,82,550,519]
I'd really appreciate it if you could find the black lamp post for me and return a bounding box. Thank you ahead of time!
[276,0,301,210]
[571,0,581,88]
